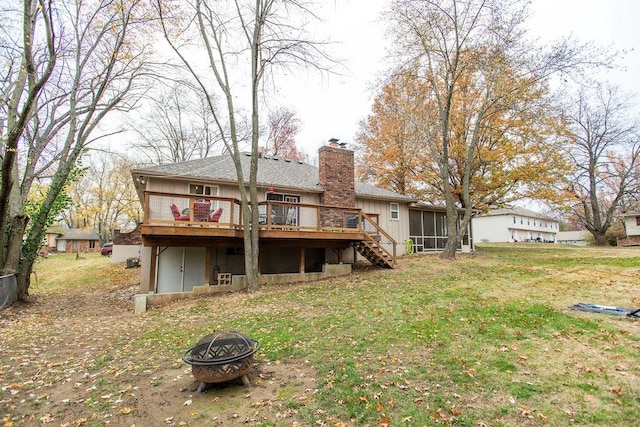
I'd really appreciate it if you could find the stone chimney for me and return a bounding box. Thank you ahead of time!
[318,139,355,226]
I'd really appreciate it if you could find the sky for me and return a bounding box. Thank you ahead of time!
[280,0,640,158]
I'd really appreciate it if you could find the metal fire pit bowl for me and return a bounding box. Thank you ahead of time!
[182,331,261,392]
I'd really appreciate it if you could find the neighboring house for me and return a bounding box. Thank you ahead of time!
[131,142,473,305]
[55,228,101,253]
[556,230,589,246]
[472,207,559,243]
[42,226,66,255]
[619,213,640,246]
[112,224,143,263]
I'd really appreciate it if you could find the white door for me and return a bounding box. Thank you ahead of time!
[156,247,184,293]
[183,247,206,292]
[156,247,206,293]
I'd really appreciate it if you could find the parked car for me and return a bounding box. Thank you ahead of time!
[101,243,113,256]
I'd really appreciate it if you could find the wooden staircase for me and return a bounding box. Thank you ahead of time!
[352,236,395,268]
[352,212,396,269]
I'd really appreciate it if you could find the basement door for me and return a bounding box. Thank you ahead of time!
[156,247,206,293]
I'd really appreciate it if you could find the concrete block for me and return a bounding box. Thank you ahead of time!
[134,294,147,313]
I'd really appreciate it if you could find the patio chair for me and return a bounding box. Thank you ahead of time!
[194,201,211,222]
[209,207,223,222]
[170,204,190,221]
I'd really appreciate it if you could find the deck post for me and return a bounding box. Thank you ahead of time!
[204,247,211,286]
[149,246,158,293]
[299,248,305,273]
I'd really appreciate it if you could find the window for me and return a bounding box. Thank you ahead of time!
[513,216,516,224]
[636,216,640,226]
[189,184,216,197]
[266,192,299,225]
[390,203,399,220]
[89,241,96,249]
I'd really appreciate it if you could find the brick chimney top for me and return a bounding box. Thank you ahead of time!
[328,138,348,149]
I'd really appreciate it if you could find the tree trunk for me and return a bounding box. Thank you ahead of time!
[440,213,460,260]
[2,215,29,274]
[592,231,607,246]
[16,256,35,301]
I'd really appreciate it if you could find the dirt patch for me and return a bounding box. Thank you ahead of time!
[0,272,319,427]
[128,361,317,426]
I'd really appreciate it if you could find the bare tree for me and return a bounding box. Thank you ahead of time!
[1,0,152,301]
[260,106,308,162]
[156,0,329,291]
[131,84,223,164]
[387,0,603,259]
[0,0,56,279]
[61,151,141,243]
[563,84,640,245]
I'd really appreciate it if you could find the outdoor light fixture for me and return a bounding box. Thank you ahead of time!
[137,176,146,185]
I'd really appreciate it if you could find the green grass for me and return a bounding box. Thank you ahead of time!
[2,244,639,426]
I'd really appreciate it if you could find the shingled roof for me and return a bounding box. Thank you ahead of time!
[133,153,415,202]
[478,206,556,221]
[55,228,100,241]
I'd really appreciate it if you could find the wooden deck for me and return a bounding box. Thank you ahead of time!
[140,191,397,266]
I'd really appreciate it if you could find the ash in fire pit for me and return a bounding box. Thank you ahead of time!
[182,331,261,392]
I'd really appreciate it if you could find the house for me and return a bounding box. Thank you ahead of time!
[619,213,640,246]
[111,224,142,263]
[53,228,101,253]
[472,206,559,243]
[556,230,589,246]
[131,142,473,309]
[42,225,66,255]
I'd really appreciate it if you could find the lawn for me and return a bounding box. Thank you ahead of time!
[1,245,639,426]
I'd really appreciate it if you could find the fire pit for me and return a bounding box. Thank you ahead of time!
[182,331,261,392]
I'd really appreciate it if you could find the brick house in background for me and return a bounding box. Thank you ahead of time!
[54,228,100,253]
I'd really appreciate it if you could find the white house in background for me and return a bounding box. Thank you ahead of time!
[556,230,589,246]
[619,213,640,246]
[472,207,559,243]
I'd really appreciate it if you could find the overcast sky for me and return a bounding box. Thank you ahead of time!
[279,0,640,158]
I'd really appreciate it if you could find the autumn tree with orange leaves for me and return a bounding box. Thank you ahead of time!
[385,0,602,259]
[355,74,430,197]
[357,70,569,210]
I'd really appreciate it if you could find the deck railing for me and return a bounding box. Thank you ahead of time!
[144,191,374,234]
[144,191,241,227]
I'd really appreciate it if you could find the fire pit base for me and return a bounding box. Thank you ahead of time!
[195,373,251,393]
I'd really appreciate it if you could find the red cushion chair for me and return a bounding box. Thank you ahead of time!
[170,204,189,221]
[194,201,211,221]
[209,207,223,222]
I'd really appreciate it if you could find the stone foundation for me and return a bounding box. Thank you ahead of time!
[134,263,352,313]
